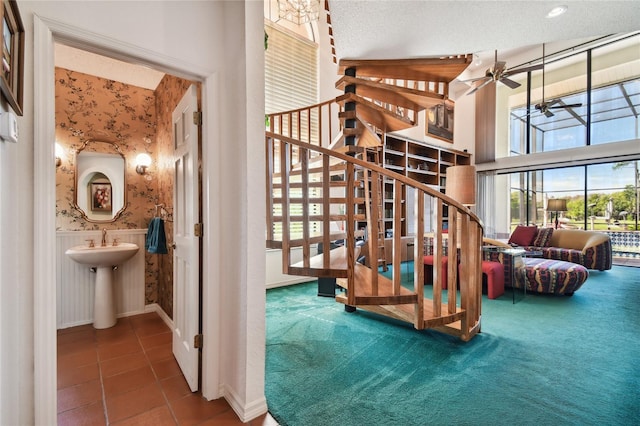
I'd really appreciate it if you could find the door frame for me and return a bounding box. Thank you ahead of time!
[33,15,222,423]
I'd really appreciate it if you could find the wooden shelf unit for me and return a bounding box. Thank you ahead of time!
[356,134,471,239]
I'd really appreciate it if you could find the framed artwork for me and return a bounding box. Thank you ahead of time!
[426,99,454,143]
[91,183,112,212]
[0,0,23,116]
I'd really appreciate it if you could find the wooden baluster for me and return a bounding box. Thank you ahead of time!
[414,190,425,329]
[300,147,310,266]
[392,180,402,295]
[280,141,291,272]
[447,208,458,314]
[322,155,331,270]
[345,162,356,306]
[265,137,275,242]
[433,198,442,317]
[364,170,379,295]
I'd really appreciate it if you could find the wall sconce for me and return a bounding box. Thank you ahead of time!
[135,153,152,175]
[55,143,64,168]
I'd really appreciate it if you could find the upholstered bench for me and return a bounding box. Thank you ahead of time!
[482,261,505,299]
[423,255,448,289]
[515,258,589,296]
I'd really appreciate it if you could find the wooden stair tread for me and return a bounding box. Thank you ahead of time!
[338,112,382,148]
[336,76,445,111]
[338,56,472,82]
[336,93,414,132]
[335,263,464,327]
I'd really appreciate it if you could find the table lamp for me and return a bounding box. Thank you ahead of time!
[547,198,568,229]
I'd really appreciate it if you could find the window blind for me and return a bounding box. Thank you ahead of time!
[265,23,318,114]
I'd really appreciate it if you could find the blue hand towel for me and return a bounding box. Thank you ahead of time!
[146,217,168,254]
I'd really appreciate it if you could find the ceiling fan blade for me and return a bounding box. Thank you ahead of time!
[499,77,521,89]
[545,99,561,108]
[544,109,555,118]
[549,103,583,109]
[504,63,544,76]
[493,61,507,74]
[465,79,493,95]
[459,75,490,84]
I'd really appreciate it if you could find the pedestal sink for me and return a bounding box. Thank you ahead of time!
[65,243,139,329]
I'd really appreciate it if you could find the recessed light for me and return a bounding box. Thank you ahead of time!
[546,5,568,18]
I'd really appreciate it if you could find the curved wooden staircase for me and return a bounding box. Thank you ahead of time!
[266,57,484,341]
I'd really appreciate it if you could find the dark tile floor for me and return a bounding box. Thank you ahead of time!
[57,312,278,425]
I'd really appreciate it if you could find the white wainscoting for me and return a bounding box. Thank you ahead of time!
[266,245,318,289]
[56,229,147,329]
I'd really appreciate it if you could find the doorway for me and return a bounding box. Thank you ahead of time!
[34,16,219,423]
[53,42,195,321]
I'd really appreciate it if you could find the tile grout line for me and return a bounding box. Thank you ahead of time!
[136,318,181,425]
[97,338,110,425]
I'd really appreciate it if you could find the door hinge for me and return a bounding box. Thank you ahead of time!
[194,223,203,237]
[193,111,202,126]
[194,334,203,349]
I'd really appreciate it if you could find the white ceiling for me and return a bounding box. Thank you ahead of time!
[329,0,640,75]
[55,1,640,90]
[55,44,165,91]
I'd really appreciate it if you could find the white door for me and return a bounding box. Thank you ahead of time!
[172,85,201,392]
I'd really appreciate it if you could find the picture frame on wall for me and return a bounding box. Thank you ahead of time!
[426,99,454,143]
[91,183,113,212]
[0,0,24,116]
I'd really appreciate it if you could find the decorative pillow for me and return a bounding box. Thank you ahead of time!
[533,227,554,247]
[508,225,538,247]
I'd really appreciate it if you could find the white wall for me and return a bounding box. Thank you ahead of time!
[1,1,266,424]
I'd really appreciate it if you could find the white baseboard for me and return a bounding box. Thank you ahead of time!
[266,277,317,289]
[223,384,269,423]
[144,303,174,330]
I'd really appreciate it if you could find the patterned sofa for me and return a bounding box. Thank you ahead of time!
[506,226,612,271]
[424,228,611,294]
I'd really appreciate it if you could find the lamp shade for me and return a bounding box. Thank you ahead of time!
[547,198,567,212]
[445,165,476,206]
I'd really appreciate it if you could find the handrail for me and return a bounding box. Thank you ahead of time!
[267,132,483,223]
[267,99,342,149]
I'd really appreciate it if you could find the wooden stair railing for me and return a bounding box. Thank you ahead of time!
[266,132,484,342]
[267,99,342,149]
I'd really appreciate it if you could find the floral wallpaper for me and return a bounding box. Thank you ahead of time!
[55,67,197,316]
[55,67,158,230]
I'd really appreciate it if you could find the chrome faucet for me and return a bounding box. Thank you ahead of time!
[101,228,107,247]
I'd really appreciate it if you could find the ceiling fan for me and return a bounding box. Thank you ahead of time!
[463,50,544,96]
[533,44,583,118]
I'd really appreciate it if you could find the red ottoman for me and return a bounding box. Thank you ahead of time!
[423,255,448,289]
[515,258,589,295]
[481,261,505,300]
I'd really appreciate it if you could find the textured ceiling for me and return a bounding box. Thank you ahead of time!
[56,1,640,90]
[329,1,640,60]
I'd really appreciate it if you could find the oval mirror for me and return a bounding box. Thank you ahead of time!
[73,140,127,223]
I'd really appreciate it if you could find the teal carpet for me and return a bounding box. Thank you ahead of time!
[265,265,640,425]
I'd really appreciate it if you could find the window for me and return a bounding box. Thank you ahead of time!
[505,34,640,156]
[484,161,638,238]
[265,22,320,241]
